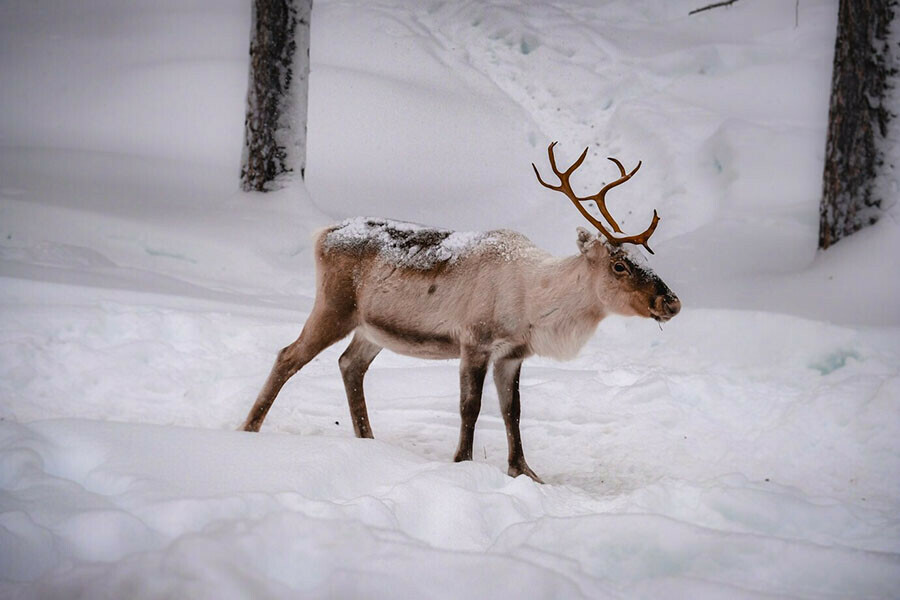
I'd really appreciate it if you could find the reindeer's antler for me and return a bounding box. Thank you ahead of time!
[532,142,660,254]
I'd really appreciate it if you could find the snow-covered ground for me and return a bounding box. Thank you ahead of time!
[1,0,898,597]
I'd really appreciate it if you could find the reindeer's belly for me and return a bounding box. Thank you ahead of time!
[357,320,460,360]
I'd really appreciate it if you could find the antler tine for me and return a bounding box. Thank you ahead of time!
[533,141,559,190]
[612,209,659,254]
[562,147,589,178]
[534,142,589,189]
[532,142,660,254]
[607,156,628,178]
[582,158,642,234]
[546,141,560,176]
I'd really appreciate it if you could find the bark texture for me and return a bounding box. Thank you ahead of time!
[241,0,312,192]
[819,0,896,249]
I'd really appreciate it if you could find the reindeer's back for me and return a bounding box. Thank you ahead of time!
[319,217,501,269]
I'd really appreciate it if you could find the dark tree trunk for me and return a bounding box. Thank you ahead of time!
[241,0,312,192]
[819,0,896,249]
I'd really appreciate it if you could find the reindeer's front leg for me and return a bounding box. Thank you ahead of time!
[494,356,543,483]
[453,345,490,463]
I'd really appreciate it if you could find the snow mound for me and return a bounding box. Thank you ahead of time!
[2,419,898,599]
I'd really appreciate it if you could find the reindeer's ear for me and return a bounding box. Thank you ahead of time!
[576,227,598,254]
[576,227,608,262]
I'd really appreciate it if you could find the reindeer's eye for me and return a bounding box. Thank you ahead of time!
[613,262,628,274]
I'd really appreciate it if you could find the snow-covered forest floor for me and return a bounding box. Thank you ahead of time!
[1,0,898,597]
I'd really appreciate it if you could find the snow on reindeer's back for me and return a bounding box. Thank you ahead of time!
[322,217,498,269]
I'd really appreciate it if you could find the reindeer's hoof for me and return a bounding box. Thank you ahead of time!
[508,463,544,484]
[453,449,473,463]
[240,421,261,432]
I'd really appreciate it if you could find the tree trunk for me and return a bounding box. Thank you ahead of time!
[241,0,312,192]
[819,0,896,249]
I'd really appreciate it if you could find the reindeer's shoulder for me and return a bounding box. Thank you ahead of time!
[477,229,547,264]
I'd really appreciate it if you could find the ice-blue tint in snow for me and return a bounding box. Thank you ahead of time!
[810,349,861,375]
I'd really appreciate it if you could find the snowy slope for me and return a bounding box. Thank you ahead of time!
[1,0,899,598]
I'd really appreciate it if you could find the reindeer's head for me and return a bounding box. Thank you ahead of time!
[575,228,680,321]
[534,142,681,323]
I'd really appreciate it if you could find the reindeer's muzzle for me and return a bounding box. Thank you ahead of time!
[651,293,681,323]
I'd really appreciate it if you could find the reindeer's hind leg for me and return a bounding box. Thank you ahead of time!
[453,345,491,463]
[241,306,355,432]
[339,332,382,439]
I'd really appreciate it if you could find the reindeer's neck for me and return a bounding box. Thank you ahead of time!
[525,255,605,360]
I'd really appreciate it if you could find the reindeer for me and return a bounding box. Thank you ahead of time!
[241,142,680,483]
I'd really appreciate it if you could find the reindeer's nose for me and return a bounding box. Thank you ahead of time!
[653,294,681,321]
[664,296,681,317]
